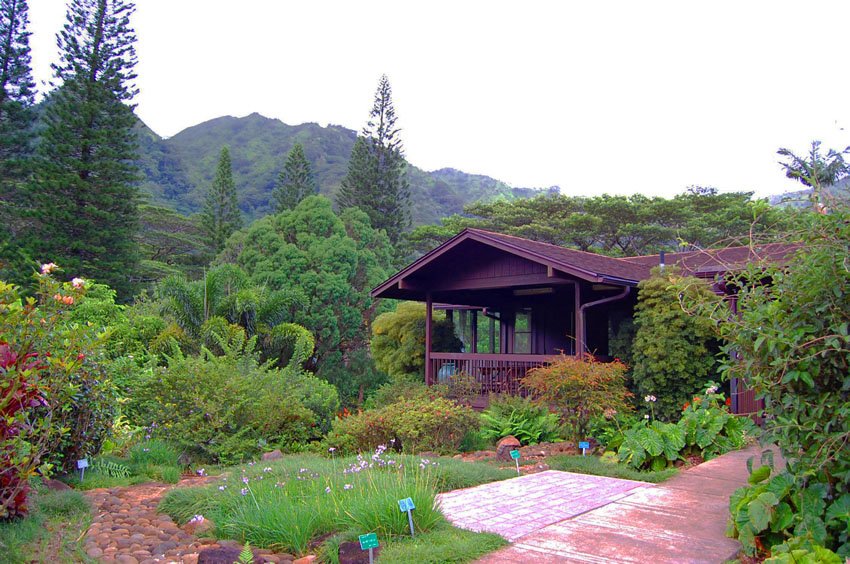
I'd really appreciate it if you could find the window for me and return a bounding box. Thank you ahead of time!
[514,308,532,354]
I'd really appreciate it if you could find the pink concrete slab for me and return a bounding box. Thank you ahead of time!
[437,470,652,542]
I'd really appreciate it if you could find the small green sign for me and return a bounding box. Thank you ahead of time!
[510,449,520,460]
[359,533,379,550]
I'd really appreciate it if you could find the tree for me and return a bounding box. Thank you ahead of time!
[778,141,850,207]
[226,195,395,405]
[26,0,140,298]
[0,0,35,206]
[272,142,317,212]
[0,0,35,282]
[338,74,410,244]
[631,267,719,421]
[202,146,241,252]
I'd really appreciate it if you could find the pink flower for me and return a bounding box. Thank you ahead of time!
[40,263,58,275]
[71,277,85,289]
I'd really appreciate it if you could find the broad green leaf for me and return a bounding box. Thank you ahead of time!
[825,494,850,525]
[771,502,795,532]
[748,492,779,533]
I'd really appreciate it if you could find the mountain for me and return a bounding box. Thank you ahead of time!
[135,113,553,225]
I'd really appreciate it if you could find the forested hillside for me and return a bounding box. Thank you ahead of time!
[136,113,550,225]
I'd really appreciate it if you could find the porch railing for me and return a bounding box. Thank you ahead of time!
[428,352,559,395]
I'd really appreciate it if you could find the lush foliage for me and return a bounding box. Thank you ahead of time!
[0,271,116,518]
[337,74,410,245]
[480,395,561,445]
[728,463,850,558]
[135,204,216,283]
[223,195,394,405]
[407,187,794,257]
[25,0,140,299]
[692,208,850,556]
[522,355,633,443]
[202,146,242,252]
[617,385,752,471]
[547,454,677,483]
[158,451,511,557]
[0,0,36,273]
[371,301,462,379]
[631,267,719,421]
[272,142,317,212]
[324,396,480,454]
[132,330,338,463]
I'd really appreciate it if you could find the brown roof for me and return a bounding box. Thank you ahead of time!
[371,228,800,299]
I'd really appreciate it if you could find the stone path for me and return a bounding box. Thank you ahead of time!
[82,478,296,563]
[439,446,773,563]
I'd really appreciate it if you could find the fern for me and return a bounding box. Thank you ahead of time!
[92,459,131,478]
[236,541,253,564]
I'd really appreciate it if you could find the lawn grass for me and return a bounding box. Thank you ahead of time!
[361,522,508,563]
[0,486,93,563]
[159,451,515,558]
[546,454,678,483]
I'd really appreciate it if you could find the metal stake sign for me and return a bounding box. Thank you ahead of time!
[510,449,521,475]
[77,458,89,482]
[359,532,378,564]
[579,441,590,456]
[398,497,416,537]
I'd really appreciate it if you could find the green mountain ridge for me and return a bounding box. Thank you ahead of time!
[136,112,553,225]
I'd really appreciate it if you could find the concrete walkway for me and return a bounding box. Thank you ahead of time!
[439,446,772,563]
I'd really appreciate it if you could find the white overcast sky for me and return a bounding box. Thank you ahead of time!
[27,1,850,198]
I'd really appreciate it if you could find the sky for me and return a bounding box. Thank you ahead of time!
[26,1,850,199]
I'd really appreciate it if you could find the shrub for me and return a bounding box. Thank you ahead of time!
[617,420,685,471]
[522,355,633,444]
[0,271,115,519]
[480,395,561,445]
[364,375,440,409]
[728,463,850,558]
[325,397,480,454]
[134,331,333,464]
[631,266,720,421]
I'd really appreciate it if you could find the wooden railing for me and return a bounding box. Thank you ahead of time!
[428,352,559,395]
[733,378,764,424]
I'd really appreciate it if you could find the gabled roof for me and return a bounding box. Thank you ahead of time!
[371,228,801,300]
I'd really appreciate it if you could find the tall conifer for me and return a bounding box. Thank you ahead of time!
[272,142,317,212]
[0,0,35,239]
[202,146,241,252]
[27,0,140,297]
[338,74,410,244]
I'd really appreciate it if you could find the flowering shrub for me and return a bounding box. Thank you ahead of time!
[0,269,115,518]
[522,355,633,444]
[324,396,480,454]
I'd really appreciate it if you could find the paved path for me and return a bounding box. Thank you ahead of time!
[440,446,772,563]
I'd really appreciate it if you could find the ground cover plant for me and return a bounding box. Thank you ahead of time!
[0,483,91,563]
[158,450,515,559]
[546,454,677,483]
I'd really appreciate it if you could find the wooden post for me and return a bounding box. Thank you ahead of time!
[425,293,433,385]
[574,282,583,357]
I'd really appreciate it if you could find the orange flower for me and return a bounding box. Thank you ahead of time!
[725,397,732,406]
[683,402,690,410]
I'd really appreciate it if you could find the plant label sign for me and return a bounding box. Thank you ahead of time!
[398,497,415,512]
[77,458,88,481]
[579,441,590,456]
[398,497,416,537]
[359,532,378,564]
[359,533,379,550]
[510,449,521,475]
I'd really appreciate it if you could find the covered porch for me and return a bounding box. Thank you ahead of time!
[371,229,643,399]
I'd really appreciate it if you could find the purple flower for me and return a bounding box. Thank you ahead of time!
[325,486,332,494]
[240,488,249,496]
[344,484,353,490]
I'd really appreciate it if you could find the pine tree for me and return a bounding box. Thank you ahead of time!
[337,74,410,244]
[272,142,317,212]
[202,146,241,252]
[26,0,139,298]
[0,0,36,238]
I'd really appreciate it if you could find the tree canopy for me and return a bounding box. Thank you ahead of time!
[202,146,242,252]
[272,142,317,212]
